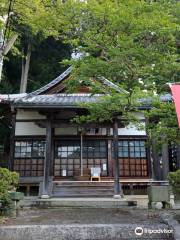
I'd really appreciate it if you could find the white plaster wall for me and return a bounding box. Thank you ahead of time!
[117,112,146,136]
[109,122,146,136]
[118,123,146,136]
[15,122,46,136]
[16,109,46,120]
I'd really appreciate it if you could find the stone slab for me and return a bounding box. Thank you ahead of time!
[0,224,174,240]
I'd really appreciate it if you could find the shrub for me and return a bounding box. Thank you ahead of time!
[168,170,180,194]
[0,168,19,209]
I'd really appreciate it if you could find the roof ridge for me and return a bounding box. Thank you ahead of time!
[26,66,72,97]
[24,66,128,98]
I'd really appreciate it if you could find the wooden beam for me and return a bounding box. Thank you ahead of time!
[36,120,125,129]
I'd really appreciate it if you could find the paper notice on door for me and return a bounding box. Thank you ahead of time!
[62,170,67,176]
[103,164,107,171]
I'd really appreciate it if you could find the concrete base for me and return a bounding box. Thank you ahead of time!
[35,198,137,208]
[20,196,150,209]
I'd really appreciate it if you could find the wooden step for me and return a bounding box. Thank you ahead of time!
[52,181,115,197]
[53,181,114,187]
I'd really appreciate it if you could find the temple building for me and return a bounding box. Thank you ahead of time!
[0,67,179,197]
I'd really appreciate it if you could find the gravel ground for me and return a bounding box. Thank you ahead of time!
[2,208,179,226]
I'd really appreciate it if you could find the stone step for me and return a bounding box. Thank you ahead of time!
[1,223,174,240]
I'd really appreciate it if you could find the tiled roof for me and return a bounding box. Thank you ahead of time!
[13,94,103,107]
[0,93,27,103]
[12,93,172,108]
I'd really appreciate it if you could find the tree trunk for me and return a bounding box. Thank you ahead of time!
[0,30,18,82]
[20,43,31,93]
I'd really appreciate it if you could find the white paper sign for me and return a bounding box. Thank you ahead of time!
[62,170,67,176]
[94,173,98,177]
[103,164,107,171]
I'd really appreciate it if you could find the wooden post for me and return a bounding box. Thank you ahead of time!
[80,132,83,176]
[177,144,180,170]
[113,118,123,198]
[162,142,169,180]
[151,139,161,180]
[145,117,152,179]
[107,139,113,177]
[9,109,16,171]
[41,117,52,198]
[50,128,54,177]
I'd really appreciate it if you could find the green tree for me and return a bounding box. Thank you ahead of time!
[60,0,179,92]
[61,0,179,147]
[0,0,67,85]
[0,168,19,209]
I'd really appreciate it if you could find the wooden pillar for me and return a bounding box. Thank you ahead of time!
[107,139,113,177]
[146,140,152,179]
[151,139,161,180]
[113,118,123,197]
[177,145,180,170]
[80,132,83,176]
[41,117,52,198]
[145,117,152,179]
[50,128,54,177]
[9,109,16,171]
[162,142,169,180]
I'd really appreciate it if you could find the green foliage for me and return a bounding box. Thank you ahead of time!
[73,91,141,127]
[62,0,179,145]
[62,0,179,92]
[145,98,179,147]
[0,168,19,209]
[168,170,180,194]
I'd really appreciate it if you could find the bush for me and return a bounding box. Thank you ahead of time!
[168,170,180,194]
[0,168,19,209]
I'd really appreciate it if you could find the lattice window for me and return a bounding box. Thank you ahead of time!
[14,140,45,177]
[114,139,148,177]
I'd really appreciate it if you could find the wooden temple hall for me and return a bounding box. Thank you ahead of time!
[0,67,178,198]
